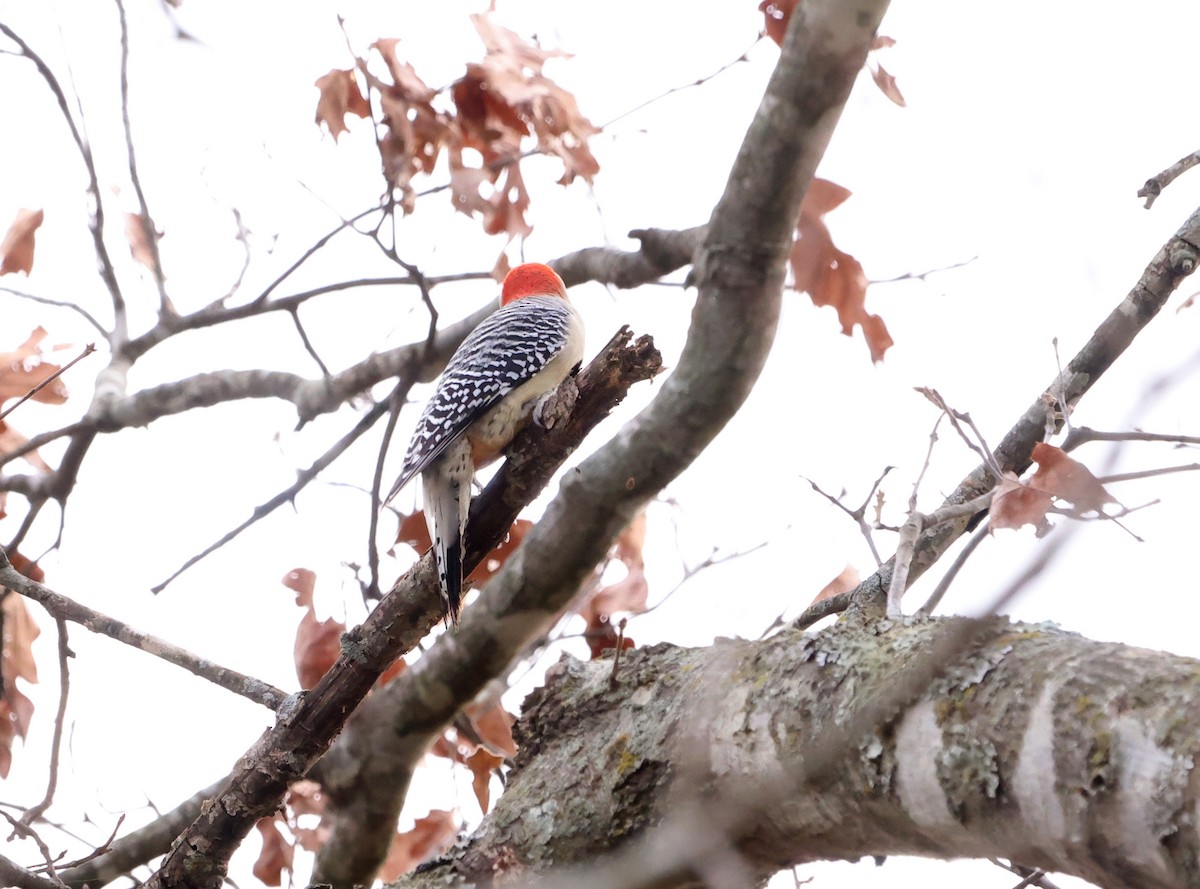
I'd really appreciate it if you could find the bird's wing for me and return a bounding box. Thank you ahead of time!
[386,296,574,502]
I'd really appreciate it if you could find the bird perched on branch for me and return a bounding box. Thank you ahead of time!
[386,263,585,622]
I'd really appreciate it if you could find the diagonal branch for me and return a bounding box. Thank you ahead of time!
[0,22,126,341]
[0,549,289,711]
[309,0,888,883]
[858,202,1200,616]
[142,329,662,889]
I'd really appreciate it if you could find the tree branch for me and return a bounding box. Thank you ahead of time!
[141,330,661,889]
[308,0,888,883]
[0,549,289,711]
[856,201,1200,616]
[392,613,1200,889]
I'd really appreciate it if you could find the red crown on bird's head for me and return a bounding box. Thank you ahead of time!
[501,263,568,306]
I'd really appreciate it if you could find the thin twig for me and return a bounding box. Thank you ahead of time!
[886,491,994,617]
[114,0,170,311]
[251,204,385,306]
[20,619,70,825]
[802,466,893,566]
[0,287,107,336]
[0,547,288,710]
[0,811,64,886]
[917,522,989,615]
[151,393,397,592]
[1097,463,1200,484]
[367,381,412,602]
[915,387,1005,479]
[287,308,332,377]
[0,344,96,422]
[0,23,126,340]
[598,38,762,130]
[1062,425,1200,451]
[908,414,943,514]
[792,590,853,630]
[869,254,978,285]
[0,421,89,471]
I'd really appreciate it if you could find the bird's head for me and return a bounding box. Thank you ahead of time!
[501,262,569,306]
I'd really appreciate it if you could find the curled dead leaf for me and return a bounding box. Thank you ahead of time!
[791,179,893,362]
[0,208,44,276]
[314,69,371,141]
[0,328,69,406]
[378,810,458,881]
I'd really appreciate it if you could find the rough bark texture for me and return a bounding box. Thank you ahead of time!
[308,0,891,884]
[308,329,663,885]
[397,617,1200,889]
[140,333,661,889]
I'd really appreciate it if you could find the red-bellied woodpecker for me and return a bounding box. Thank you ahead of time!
[386,263,585,622]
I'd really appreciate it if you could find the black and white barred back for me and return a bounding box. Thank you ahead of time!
[387,295,577,502]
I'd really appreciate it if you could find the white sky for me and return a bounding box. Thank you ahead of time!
[2,1,1200,887]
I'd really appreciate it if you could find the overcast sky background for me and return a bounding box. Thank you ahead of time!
[3,1,1200,887]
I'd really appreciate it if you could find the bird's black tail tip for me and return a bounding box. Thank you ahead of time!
[444,536,463,625]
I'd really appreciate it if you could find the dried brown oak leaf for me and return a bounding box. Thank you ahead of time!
[791,178,893,362]
[991,443,1115,534]
[581,510,649,625]
[0,327,68,405]
[0,566,41,778]
[378,809,458,881]
[466,747,505,814]
[285,568,344,690]
[253,816,294,887]
[314,68,371,141]
[0,208,43,276]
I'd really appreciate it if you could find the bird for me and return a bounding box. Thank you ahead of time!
[386,263,584,622]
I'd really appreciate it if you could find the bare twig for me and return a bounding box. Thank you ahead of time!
[915,387,1004,479]
[286,308,332,377]
[802,465,893,566]
[0,345,96,422]
[0,547,288,710]
[1097,463,1200,484]
[1,811,64,886]
[114,0,169,311]
[151,390,400,592]
[907,414,943,514]
[1139,148,1200,209]
[58,785,216,889]
[989,858,1063,889]
[598,38,762,130]
[869,254,978,285]
[251,204,385,306]
[367,382,411,601]
[0,287,107,336]
[1062,425,1200,451]
[916,522,989,615]
[792,589,853,630]
[48,813,124,874]
[886,491,993,617]
[20,619,71,826]
[0,23,126,340]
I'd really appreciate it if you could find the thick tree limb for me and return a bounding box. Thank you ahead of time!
[141,331,661,889]
[394,616,1200,889]
[0,852,61,889]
